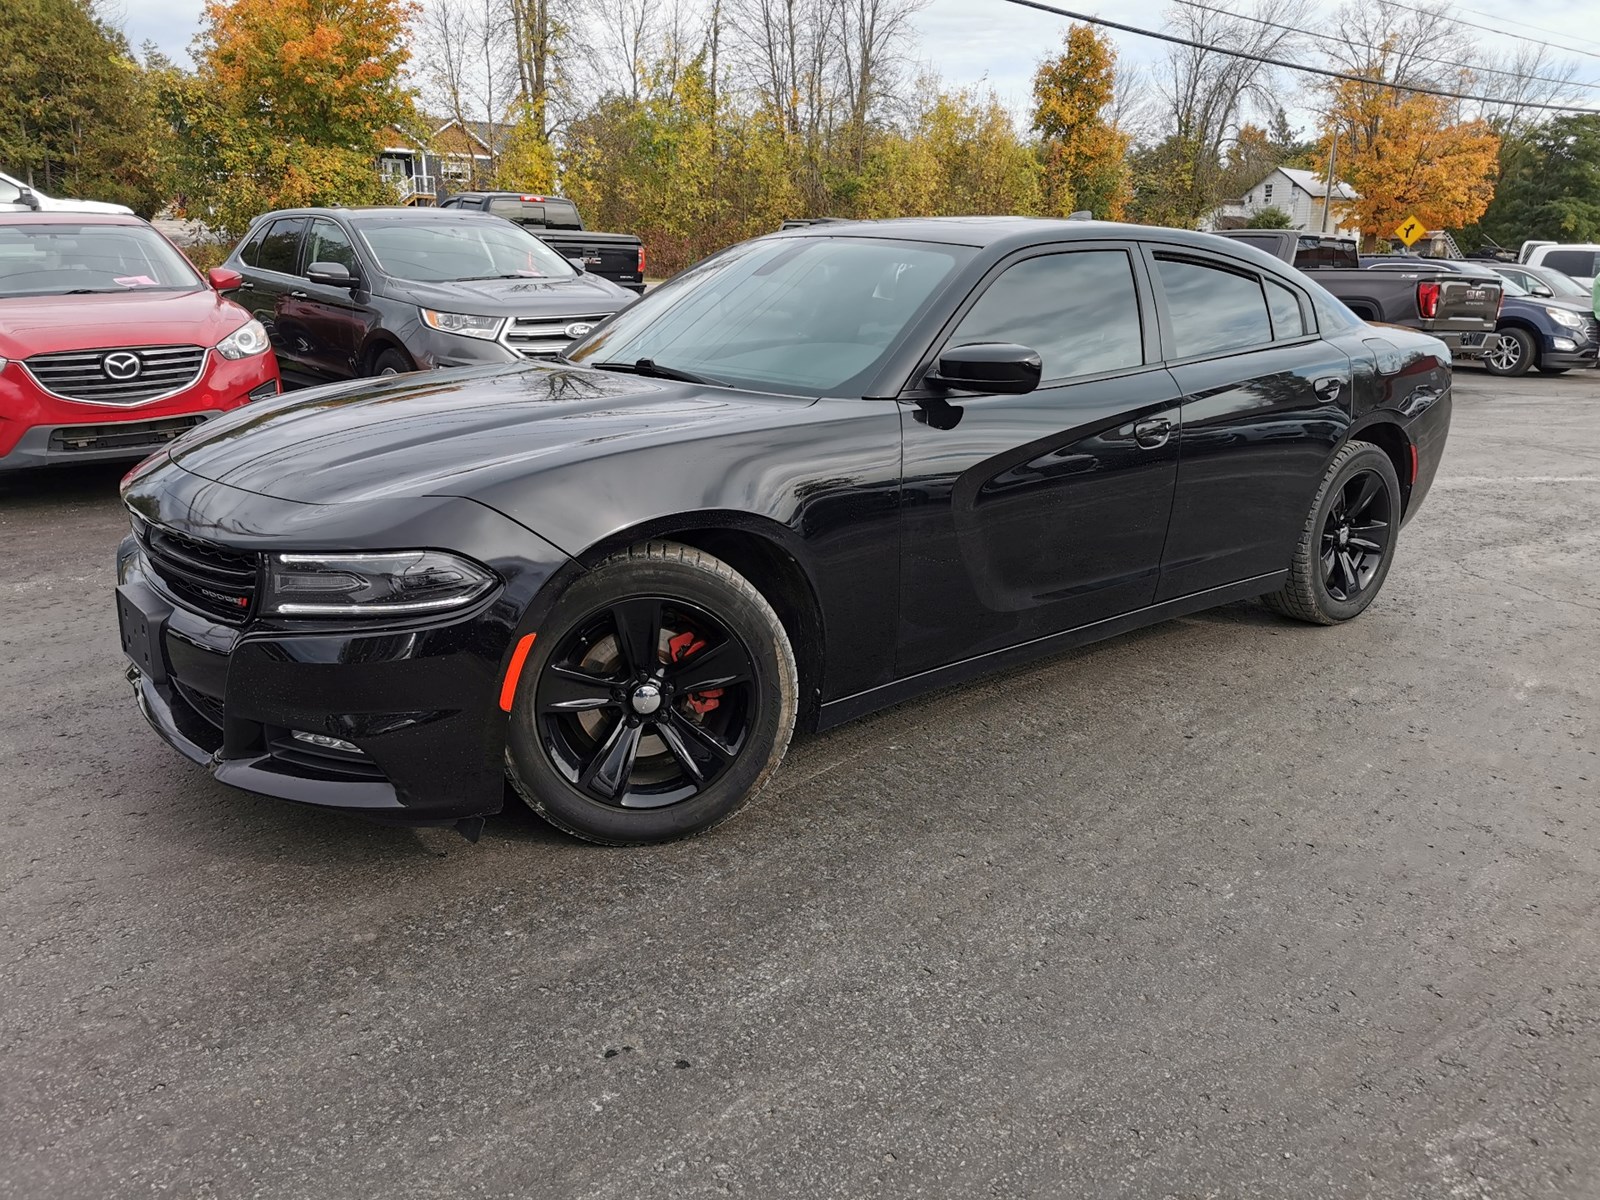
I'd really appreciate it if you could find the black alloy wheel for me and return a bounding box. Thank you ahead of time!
[535,596,755,809]
[1264,440,1402,625]
[1319,469,1393,603]
[505,541,797,844]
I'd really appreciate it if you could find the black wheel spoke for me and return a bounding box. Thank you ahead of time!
[579,717,642,800]
[540,666,618,713]
[667,639,751,693]
[652,717,706,784]
[662,709,737,775]
[1348,536,1382,553]
[1348,474,1382,519]
[1339,551,1361,595]
[611,599,663,676]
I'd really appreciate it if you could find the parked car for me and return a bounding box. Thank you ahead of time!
[1364,256,1598,376]
[117,216,1453,845]
[1214,230,1502,360]
[0,212,278,470]
[1522,243,1600,288]
[1491,261,1593,302]
[0,170,134,215]
[438,192,646,293]
[221,206,636,386]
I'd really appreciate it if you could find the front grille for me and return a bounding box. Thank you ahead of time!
[1581,317,1600,345]
[48,413,210,453]
[24,345,208,406]
[135,518,260,624]
[173,679,226,729]
[503,313,610,358]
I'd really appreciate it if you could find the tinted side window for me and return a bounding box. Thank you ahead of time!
[1155,257,1272,358]
[1543,250,1599,277]
[1228,234,1279,253]
[1265,279,1306,339]
[306,219,358,273]
[256,218,306,274]
[237,224,267,267]
[951,250,1144,382]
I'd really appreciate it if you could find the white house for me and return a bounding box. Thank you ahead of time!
[1200,167,1361,240]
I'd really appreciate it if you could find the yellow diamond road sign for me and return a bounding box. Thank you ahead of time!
[1395,215,1426,246]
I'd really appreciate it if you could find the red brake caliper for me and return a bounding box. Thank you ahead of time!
[667,630,722,716]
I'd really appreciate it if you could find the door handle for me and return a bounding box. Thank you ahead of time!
[1134,417,1171,449]
[288,290,308,299]
[1314,375,1347,402]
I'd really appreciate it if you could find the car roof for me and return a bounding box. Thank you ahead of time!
[772,215,1254,256]
[250,206,513,225]
[0,210,148,227]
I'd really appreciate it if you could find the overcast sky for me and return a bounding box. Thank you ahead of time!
[106,0,1600,137]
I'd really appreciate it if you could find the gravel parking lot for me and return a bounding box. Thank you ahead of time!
[2,367,1597,1199]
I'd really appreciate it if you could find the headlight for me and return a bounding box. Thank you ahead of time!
[263,550,498,616]
[215,319,270,359]
[419,309,506,340]
[1546,307,1586,330]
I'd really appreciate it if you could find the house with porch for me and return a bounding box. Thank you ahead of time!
[377,118,507,205]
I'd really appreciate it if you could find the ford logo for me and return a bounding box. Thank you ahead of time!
[102,351,143,381]
[565,322,595,339]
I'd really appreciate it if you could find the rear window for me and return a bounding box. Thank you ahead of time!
[1541,250,1600,278]
[1294,239,1360,269]
[486,197,582,229]
[0,221,202,297]
[1155,256,1273,358]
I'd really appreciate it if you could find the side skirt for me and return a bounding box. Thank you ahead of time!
[815,571,1287,731]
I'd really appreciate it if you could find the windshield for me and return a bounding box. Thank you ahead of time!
[1522,268,1588,297]
[566,236,971,395]
[357,218,577,283]
[0,222,201,297]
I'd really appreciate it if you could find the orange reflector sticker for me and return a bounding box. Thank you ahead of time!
[499,633,537,712]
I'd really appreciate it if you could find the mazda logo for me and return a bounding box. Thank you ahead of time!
[565,322,594,339]
[102,352,143,381]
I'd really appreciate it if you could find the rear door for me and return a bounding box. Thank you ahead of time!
[897,242,1182,675]
[1148,248,1352,600]
[242,216,307,368]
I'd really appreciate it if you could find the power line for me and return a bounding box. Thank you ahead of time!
[999,0,1600,114]
[1362,0,1600,65]
[1453,4,1600,57]
[1175,0,1600,93]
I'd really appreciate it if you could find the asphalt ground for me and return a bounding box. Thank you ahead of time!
[2,367,1597,1199]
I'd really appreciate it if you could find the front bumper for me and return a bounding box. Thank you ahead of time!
[115,473,577,825]
[1538,337,1600,369]
[1,352,279,469]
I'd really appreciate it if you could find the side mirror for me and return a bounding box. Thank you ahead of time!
[307,261,359,289]
[17,187,41,212]
[929,342,1042,394]
[1530,283,1553,298]
[207,266,243,292]
[566,257,587,274]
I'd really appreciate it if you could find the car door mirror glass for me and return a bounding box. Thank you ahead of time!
[307,261,358,289]
[931,343,1042,394]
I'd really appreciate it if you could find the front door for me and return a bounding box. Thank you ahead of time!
[897,244,1182,677]
[275,218,365,382]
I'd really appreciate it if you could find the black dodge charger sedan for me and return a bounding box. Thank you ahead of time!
[116,218,1453,845]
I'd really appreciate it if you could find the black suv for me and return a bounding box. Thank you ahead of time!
[222,206,636,385]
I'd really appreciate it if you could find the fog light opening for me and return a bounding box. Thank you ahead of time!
[1552,337,1577,352]
[290,729,360,753]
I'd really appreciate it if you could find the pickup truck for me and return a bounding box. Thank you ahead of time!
[1214,229,1501,360]
[438,192,645,293]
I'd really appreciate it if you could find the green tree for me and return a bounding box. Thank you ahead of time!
[1030,24,1130,219]
[1245,205,1293,228]
[0,0,166,214]
[1471,115,1600,248]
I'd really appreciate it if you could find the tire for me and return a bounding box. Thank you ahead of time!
[1483,327,1535,377]
[370,347,414,377]
[1262,441,1402,626]
[505,540,798,845]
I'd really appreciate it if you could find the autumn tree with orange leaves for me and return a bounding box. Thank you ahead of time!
[1319,74,1500,242]
[1030,24,1130,220]
[159,0,419,236]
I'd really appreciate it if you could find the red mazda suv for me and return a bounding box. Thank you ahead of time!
[0,212,279,470]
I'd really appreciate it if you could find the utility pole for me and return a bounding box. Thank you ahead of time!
[1321,126,1338,235]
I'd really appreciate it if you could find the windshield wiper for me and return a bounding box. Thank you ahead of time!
[590,358,727,387]
[447,273,543,282]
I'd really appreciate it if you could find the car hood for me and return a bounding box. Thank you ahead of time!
[0,288,249,357]
[383,271,633,317]
[167,362,814,506]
